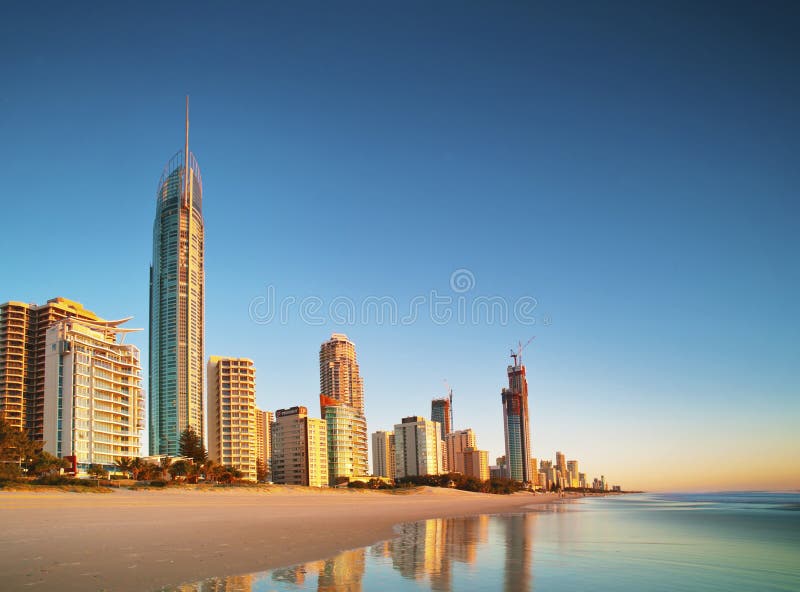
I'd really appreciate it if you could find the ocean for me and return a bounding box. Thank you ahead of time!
[173,492,800,591]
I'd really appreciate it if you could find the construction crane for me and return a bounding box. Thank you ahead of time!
[443,379,454,429]
[510,336,536,366]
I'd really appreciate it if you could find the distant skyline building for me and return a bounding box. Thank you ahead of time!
[321,395,369,485]
[444,429,476,474]
[0,297,106,441]
[430,397,452,441]
[394,416,443,478]
[149,98,205,456]
[371,430,396,478]
[43,317,144,471]
[463,447,490,481]
[255,408,273,478]
[501,357,532,483]
[567,459,579,488]
[271,406,328,487]
[207,356,257,482]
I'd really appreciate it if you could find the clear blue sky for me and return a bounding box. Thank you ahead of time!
[1,1,798,490]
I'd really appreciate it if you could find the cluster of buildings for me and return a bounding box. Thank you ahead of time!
[0,103,618,491]
[492,452,618,492]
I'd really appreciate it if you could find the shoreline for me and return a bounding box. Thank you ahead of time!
[0,486,593,591]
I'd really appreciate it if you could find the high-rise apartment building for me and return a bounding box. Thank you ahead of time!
[150,99,205,456]
[462,447,490,481]
[271,406,328,487]
[444,429,476,474]
[371,430,396,478]
[1,297,107,441]
[207,357,257,482]
[321,395,368,485]
[43,318,144,471]
[556,451,566,482]
[319,333,364,414]
[567,460,579,488]
[255,407,273,478]
[319,333,368,479]
[501,358,532,483]
[530,457,539,487]
[394,416,442,478]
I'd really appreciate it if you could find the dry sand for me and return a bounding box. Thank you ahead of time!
[0,486,571,591]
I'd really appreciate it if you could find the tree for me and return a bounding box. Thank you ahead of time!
[114,457,133,478]
[29,450,69,478]
[179,428,207,463]
[168,459,191,480]
[87,464,108,479]
[0,414,38,480]
[256,458,268,482]
[159,456,173,480]
[130,457,145,480]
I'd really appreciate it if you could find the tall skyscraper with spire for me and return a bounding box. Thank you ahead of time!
[501,353,532,483]
[149,98,205,455]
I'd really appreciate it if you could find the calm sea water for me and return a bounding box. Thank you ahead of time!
[173,492,800,591]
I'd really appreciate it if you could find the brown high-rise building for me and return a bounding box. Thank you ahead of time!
[255,408,273,477]
[319,333,364,414]
[319,334,368,483]
[271,406,328,487]
[0,297,109,441]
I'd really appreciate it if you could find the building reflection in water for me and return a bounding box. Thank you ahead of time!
[177,511,543,592]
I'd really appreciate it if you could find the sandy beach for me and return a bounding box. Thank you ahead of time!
[0,486,571,591]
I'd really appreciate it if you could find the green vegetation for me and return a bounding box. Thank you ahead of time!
[0,415,69,482]
[395,473,525,494]
[179,427,207,463]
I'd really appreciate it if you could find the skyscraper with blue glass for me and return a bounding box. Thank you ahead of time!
[501,359,532,483]
[149,98,205,455]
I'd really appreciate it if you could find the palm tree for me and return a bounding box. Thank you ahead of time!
[202,459,216,482]
[168,459,190,480]
[130,457,145,480]
[114,457,133,478]
[159,456,173,481]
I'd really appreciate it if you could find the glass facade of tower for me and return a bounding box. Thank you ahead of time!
[149,149,204,455]
[501,364,532,483]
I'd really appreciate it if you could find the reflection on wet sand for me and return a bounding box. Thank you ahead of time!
[178,510,553,591]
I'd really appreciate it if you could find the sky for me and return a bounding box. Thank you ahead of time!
[1,1,798,491]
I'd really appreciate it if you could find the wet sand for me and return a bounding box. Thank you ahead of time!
[0,486,571,591]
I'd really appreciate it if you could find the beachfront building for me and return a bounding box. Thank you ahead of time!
[149,99,205,456]
[530,457,539,487]
[321,395,369,485]
[567,460,579,488]
[444,429,476,474]
[207,356,257,482]
[463,447,490,481]
[1,297,110,441]
[501,357,532,483]
[42,317,144,472]
[371,430,396,478]
[394,416,443,478]
[319,333,368,481]
[271,406,328,487]
[255,407,273,479]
